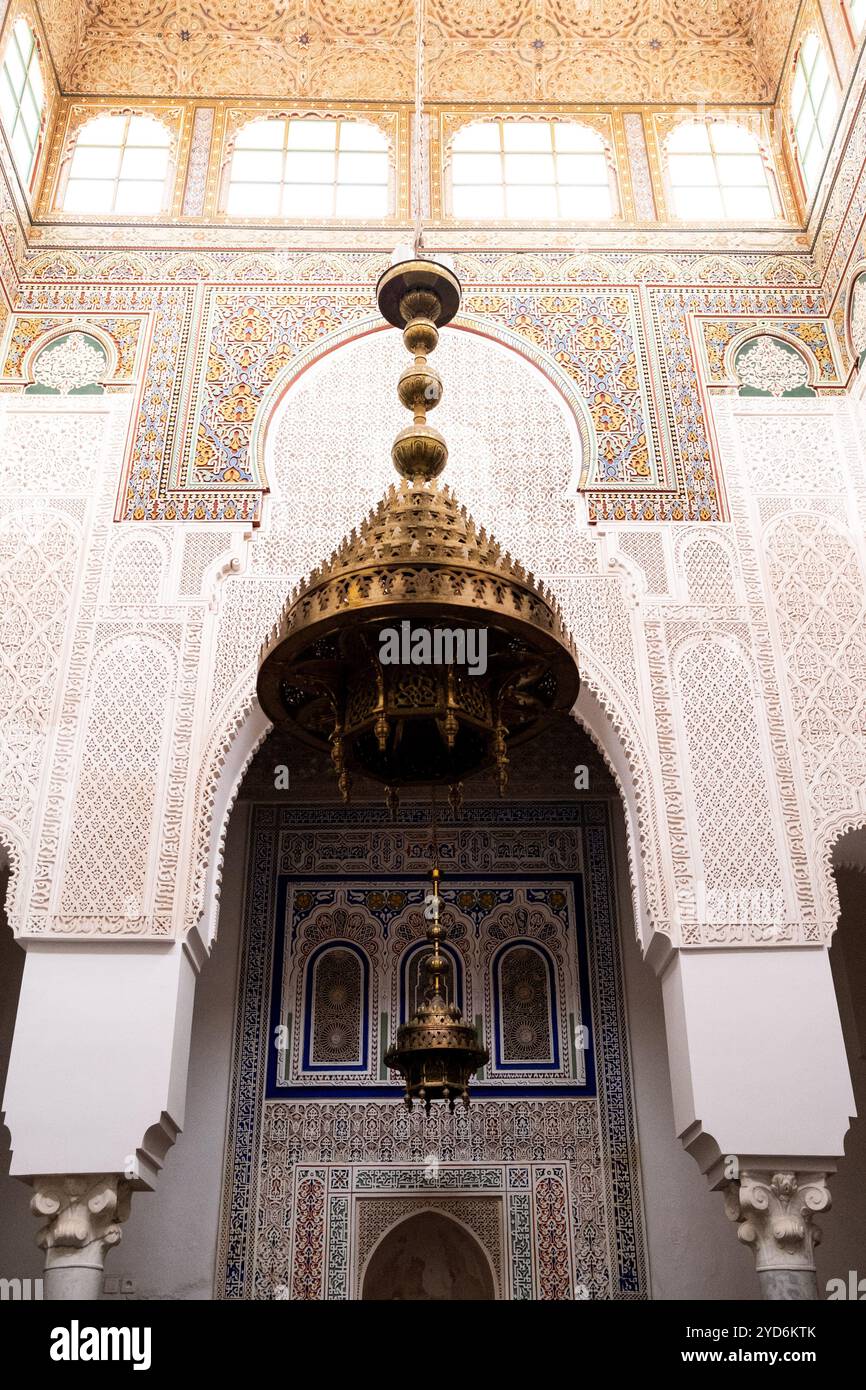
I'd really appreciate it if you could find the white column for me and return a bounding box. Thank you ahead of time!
[3,933,205,1293]
[657,943,855,1300]
[3,934,203,1184]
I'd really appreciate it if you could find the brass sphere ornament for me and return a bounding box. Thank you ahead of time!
[384,866,489,1112]
[256,256,581,814]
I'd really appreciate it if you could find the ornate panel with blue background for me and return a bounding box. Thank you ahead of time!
[218,802,647,1300]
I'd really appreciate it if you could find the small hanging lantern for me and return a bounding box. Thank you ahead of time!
[384,866,488,1112]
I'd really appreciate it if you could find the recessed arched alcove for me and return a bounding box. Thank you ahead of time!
[115,312,758,1304]
[361,1211,496,1301]
[248,317,591,584]
[101,682,759,1303]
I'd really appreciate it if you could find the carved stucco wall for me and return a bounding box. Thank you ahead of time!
[1,328,866,953]
[722,398,866,925]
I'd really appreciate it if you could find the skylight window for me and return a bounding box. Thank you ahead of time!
[225,117,390,219]
[791,34,838,198]
[667,120,778,221]
[0,18,44,182]
[451,120,616,221]
[62,113,172,215]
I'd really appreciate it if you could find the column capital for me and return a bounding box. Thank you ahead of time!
[725,1170,830,1297]
[31,1174,132,1275]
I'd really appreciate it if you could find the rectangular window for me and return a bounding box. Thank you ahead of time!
[450,118,615,221]
[225,116,390,220]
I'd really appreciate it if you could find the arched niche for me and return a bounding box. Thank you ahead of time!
[247,313,594,580]
[24,331,108,396]
[848,269,866,368]
[492,939,559,1070]
[361,1210,496,1301]
[302,940,370,1073]
[731,332,816,397]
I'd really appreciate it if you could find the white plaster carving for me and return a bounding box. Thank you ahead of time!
[738,409,844,495]
[57,636,174,925]
[182,108,215,218]
[0,404,100,494]
[32,332,106,395]
[255,325,587,582]
[679,531,740,607]
[0,508,79,838]
[673,633,787,938]
[106,529,170,607]
[765,514,866,825]
[623,113,656,221]
[208,577,287,720]
[3,308,864,976]
[735,336,810,397]
[714,400,829,940]
[179,529,234,598]
[185,688,270,949]
[615,529,670,596]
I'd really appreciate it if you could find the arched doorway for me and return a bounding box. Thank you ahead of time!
[362,1211,496,1301]
[208,710,650,1300]
[194,315,664,958]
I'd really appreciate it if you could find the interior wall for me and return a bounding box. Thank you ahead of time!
[102,792,770,1300]
[611,809,761,1300]
[0,859,42,1284]
[5,801,860,1299]
[816,866,866,1295]
[93,803,249,1302]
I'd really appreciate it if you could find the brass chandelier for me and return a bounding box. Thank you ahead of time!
[257,257,580,812]
[256,259,580,1110]
[256,257,580,1110]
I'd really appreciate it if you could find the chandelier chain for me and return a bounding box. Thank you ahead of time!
[412,0,427,254]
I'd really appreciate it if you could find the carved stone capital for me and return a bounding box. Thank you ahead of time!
[31,1174,132,1273]
[725,1171,830,1293]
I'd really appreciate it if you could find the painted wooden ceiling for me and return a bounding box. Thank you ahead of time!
[36,0,802,103]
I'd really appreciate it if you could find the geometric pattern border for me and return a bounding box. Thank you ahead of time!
[6,264,849,524]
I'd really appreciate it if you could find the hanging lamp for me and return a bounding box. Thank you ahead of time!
[256,257,580,811]
[384,863,488,1112]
